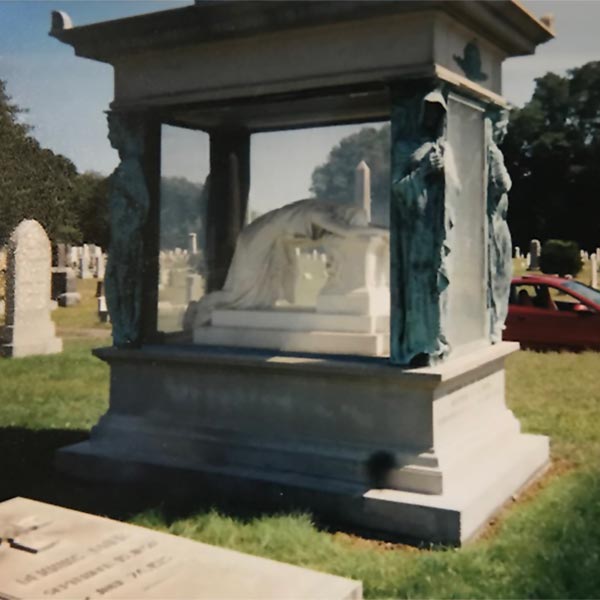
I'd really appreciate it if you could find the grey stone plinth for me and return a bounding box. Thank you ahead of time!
[57,342,549,545]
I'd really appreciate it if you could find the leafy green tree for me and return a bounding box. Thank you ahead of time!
[504,62,600,250]
[0,79,81,244]
[310,125,390,226]
[160,176,205,250]
[539,239,583,276]
[74,171,110,247]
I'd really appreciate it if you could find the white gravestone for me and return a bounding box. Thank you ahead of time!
[0,220,62,357]
[67,245,78,269]
[95,253,106,280]
[188,232,198,255]
[97,295,110,322]
[0,497,361,600]
[80,245,92,279]
[354,160,371,224]
[529,239,541,270]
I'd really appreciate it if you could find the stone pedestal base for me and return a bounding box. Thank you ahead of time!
[194,307,390,356]
[56,342,549,545]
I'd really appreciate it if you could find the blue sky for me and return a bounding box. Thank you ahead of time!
[2,0,600,213]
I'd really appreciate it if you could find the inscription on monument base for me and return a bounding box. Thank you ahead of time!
[0,497,361,600]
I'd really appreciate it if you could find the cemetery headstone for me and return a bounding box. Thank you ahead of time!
[0,220,62,357]
[68,245,79,269]
[95,253,106,279]
[186,273,204,303]
[529,239,541,270]
[58,292,81,307]
[188,232,198,255]
[56,243,67,268]
[355,160,371,223]
[98,295,110,323]
[51,266,77,301]
[80,245,92,279]
[0,497,361,600]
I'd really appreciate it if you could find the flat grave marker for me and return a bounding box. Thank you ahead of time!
[0,497,361,600]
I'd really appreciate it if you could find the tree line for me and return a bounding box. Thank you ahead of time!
[0,79,204,250]
[311,62,600,251]
[3,63,600,250]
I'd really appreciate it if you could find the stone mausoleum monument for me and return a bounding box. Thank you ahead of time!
[51,1,553,545]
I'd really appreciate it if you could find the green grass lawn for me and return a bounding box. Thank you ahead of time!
[0,338,599,598]
[52,278,112,334]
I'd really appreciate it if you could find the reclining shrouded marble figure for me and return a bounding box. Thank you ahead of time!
[183,198,388,330]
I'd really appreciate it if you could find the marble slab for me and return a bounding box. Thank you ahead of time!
[0,497,361,600]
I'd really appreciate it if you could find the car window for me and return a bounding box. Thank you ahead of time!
[545,285,587,311]
[511,284,557,310]
[562,280,600,306]
[511,284,538,307]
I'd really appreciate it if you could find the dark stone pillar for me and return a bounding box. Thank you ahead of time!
[206,129,250,292]
[140,116,162,343]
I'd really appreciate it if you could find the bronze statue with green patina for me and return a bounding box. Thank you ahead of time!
[105,112,149,347]
[391,90,458,366]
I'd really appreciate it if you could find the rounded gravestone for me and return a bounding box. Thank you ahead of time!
[1,219,62,357]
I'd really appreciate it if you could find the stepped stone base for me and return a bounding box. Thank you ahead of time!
[56,341,549,545]
[194,307,390,356]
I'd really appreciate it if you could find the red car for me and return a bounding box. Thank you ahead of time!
[504,275,600,351]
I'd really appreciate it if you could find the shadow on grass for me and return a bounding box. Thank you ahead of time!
[1,427,599,597]
[0,427,172,521]
[0,426,317,529]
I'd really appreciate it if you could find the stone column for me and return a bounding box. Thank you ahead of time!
[188,232,198,255]
[355,160,371,223]
[206,129,250,292]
